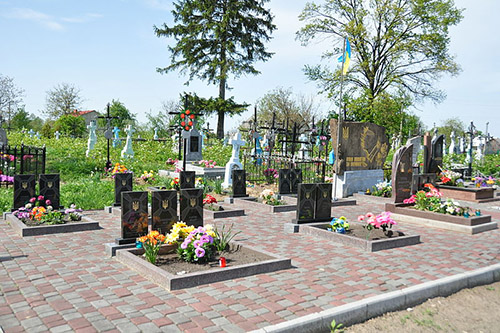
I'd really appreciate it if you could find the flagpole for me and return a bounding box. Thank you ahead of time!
[333,37,347,201]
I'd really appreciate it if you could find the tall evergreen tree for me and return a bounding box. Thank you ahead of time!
[155,0,276,138]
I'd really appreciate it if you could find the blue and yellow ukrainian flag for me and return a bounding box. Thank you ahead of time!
[338,37,351,75]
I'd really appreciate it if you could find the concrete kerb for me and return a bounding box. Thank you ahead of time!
[253,263,500,333]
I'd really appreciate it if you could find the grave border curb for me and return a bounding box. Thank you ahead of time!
[5,213,100,237]
[251,263,500,333]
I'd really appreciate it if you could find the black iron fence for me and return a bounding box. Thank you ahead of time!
[0,144,46,187]
[242,152,329,184]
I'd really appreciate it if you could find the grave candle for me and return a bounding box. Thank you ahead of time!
[219,257,226,268]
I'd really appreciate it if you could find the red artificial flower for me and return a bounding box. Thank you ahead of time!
[186,110,191,115]
[188,121,193,126]
[185,126,190,130]
[190,114,195,119]
[181,121,186,126]
[441,176,451,183]
[180,113,185,119]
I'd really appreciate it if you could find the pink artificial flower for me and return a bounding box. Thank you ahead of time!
[38,195,44,201]
[366,212,374,218]
[357,215,365,222]
[29,197,36,203]
[45,200,51,205]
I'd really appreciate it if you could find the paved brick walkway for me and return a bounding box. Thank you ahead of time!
[1,196,499,332]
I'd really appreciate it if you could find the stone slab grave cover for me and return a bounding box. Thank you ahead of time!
[391,144,414,203]
[180,188,203,227]
[39,174,61,209]
[151,190,177,235]
[13,174,36,210]
[231,169,248,198]
[118,191,148,244]
[114,173,133,206]
[180,171,195,189]
[428,134,444,174]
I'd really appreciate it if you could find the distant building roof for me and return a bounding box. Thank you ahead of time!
[72,110,98,116]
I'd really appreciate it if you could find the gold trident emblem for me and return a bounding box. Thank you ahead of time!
[162,200,169,209]
[22,182,28,189]
[323,191,328,198]
[122,179,127,186]
[47,181,53,188]
[342,126,350,141]
[132,201,140,211]
[305,191,311,199]
[190,198,197,207]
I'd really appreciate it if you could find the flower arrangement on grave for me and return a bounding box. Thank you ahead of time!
[110,163,128,176]
[472,176,496,188]
[165,222,195,244]
[403,183,471,216]
[259,189,284,206]
[179,109,195,131]
[438,167,464,187]
[328,216,349,234]
[203,194,220,211]
[197,160,217,168]
[140,170,155,184]
[13,196,83,226]
[137,230,167,264]
[370,181,392,197]
[170,177,180,190]
[263,168,278,184]
[0,174,14,183]
[166,158,178,166]
[358,211,397,239]
[177,226,216,263]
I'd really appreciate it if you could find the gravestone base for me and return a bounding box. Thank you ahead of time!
[284,223,300,233]
[115,237,137,245]
[224,196,257,204]
[292,216,332,224]
[333,169,384,198]
[105,242,136,257]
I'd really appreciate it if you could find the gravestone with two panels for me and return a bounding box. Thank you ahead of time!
[114,173,133,206]
[293,183,333,224]
[39,174,60,209]
[231,169,248,198]
[151,190,177,235]
[13,174,36,210]
[290,169,303,194]
[180,171,195,189]
[295,183,316,222]
[117,191,148,244]
[180,188,203,227]
[315,183,332,220]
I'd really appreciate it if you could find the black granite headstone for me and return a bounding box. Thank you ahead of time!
[391,144,414,203]
[118,191,148,244]
[231,169,248,198]
[180,171,195,189]
[39,174,60,209]
[13,174,36,210]
[295,183,316,223]
[180,188,203,227]
[290,169,302,194]
[279,169,291,194]
[315,183,332,220]
[114,173,133,206]
[428,134,444,174]
[151,190,177,235]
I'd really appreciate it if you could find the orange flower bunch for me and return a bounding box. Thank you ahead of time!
[111,163,128,174]
[138,231,167,264]
[30,206,47,221]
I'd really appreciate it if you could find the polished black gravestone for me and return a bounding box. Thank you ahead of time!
[279,169,292,195]
[114,173,133,206]
[428,134,444,174]
[294,184,316,223]
[13,174,36,210]
[117,191,148,244]
[39,174,60,209]
[290,169,303,194]
[315,183,332,220]
[180,188,203,227]
[231,169,248,198]
[151,190,177,235]
[391,144,414,203]
[180,171,195,189]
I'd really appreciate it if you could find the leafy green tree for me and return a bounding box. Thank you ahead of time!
[44,83,84,118]
[41,120,56,138]
[146,100,182,138]
[10,107,32,130]
[297,0,463,111]
[54,115,86,137]
[106,99,136,129]
[256,87,321,132]
[155,0,276,138]
[438,118,466,149]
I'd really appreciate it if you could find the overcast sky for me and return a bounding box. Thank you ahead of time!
[1,0,498,138]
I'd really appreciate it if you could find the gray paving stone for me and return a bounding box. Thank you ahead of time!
[137,322,162,332]
[49,324,72,333]
[167,312,190,325]
[91,319,116,331]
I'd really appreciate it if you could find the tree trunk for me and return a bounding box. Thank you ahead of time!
[216,77,226,139]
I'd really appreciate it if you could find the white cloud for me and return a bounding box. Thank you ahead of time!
[143,0,171,11]
[61,13,103,24]
[5,8,63,31]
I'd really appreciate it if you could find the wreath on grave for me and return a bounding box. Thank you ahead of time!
[179,110,195,131]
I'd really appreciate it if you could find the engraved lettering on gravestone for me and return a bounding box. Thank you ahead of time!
[162,200,169,209]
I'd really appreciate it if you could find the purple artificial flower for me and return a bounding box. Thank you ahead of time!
[181,240,189,249]
[195,247,205,258]
[193,240,203,248]
[200,235,210,244]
